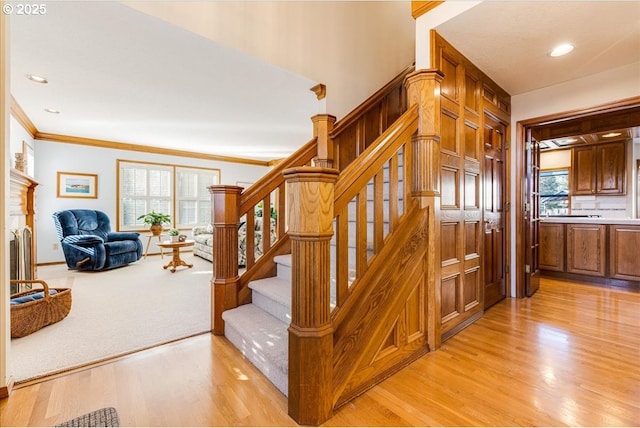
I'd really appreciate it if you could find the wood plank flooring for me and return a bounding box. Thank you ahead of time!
[1,277,638,426]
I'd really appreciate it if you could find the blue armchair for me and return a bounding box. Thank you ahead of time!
[52,209,143,271]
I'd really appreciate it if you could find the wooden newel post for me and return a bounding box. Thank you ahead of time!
[312,114,336,168]
[404,69,444,351]
[405,69,444,198]
[284,167,339,425]
[208,185,243,335]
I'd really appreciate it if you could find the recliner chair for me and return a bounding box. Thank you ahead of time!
[53,209,143,271]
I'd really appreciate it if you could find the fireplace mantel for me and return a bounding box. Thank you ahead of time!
[10,168,38,279]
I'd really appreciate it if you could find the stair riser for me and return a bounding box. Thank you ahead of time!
[224,321,288,396]
[252,291,291,325]
[276,261,291,281]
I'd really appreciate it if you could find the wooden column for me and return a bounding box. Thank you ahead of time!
[404,69,444,350]
[312,114,336,168]
[284,167,339,425]
[208,185,242,335]
[0,3,13,399]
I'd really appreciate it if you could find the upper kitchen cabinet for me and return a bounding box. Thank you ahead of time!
[571,141,626,195]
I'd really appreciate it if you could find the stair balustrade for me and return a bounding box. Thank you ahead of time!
[209,138,316,334]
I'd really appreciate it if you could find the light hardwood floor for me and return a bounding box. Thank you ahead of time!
[1,277,638,426]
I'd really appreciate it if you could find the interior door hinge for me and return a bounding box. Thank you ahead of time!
[525,264,531,273]
[505,264,510,274]
[505,141,510,150]
[524,202,530,212]
[505,202,510,212]
[525,141,532,151]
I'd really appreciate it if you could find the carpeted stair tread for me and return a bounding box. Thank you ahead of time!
[273,254,292,267]
[249,277,291,306]
[222,304,288,395]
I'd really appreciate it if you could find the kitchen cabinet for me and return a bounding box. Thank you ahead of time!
[610,225,640,281]
[571,141,626,195]
[566,223,606,277]
[539,222,565,271]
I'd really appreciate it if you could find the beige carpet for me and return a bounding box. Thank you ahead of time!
[10,253,212,382]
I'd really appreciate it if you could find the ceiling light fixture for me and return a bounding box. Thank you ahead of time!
[44,108,60,114]
[549,43,574,57]
[602,132,622,138]
[26,74,48,84]
[561,138,578,143]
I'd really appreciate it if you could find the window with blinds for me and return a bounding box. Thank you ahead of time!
[117,160,220,231]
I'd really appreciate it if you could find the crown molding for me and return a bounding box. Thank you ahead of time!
[10,96,37,137]
[34,132,271,167]
[411,1,444,19]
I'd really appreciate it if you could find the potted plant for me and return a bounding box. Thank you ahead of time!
[137,210,171,236]
[168,228,180,242]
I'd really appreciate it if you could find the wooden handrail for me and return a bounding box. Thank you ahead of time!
[330,64,415,138]
[239,138,317,214]
[335,104,418,211]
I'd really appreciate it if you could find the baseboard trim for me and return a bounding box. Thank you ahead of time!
[441,311,484,342]
[0,376,15,398]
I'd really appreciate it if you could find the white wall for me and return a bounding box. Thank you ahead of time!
[124,1,416,120]
[8,116,32,167]
[34,139,270,264]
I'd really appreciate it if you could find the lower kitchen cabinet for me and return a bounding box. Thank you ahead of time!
[566,223,607,277]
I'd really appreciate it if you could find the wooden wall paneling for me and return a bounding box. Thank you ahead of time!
[609,225,640,280]
[566,224,606,277]
[433,32,501,336]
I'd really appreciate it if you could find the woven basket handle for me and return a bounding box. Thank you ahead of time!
[9,279,52,301]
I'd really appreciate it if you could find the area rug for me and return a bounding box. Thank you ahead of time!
[10,255,212,382]
[55,407,120,427]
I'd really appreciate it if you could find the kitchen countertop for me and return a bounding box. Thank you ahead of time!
[540,217,640,225]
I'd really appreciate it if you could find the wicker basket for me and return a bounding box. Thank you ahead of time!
[10,280,72,338]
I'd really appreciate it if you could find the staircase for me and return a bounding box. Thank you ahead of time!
[221,255,292,395]
[209,65,437,425]
[222,152,404,397]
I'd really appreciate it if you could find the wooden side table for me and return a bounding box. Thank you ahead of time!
[156,240,195,273]
[144,233,166,259]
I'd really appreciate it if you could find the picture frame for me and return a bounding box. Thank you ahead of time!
[22,140,34,177]
[57,172,98,199]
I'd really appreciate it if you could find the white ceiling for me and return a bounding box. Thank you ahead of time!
[9,1,640,162]
[436,1,640,96]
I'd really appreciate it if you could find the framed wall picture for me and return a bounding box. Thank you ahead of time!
[57,172,98,198]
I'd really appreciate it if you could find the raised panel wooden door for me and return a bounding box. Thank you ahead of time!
[596,142,626,195]
[567,224,606,276]
[571,147,596,195]
[572,146,596,195]
[539,223,565,272]
[483,114,507,308]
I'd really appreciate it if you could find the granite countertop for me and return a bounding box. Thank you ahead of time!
[540,217,640,225]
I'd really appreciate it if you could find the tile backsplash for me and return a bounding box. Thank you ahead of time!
[571,195,629,218]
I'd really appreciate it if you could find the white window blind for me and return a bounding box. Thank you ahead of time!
[118,160,220,231]
[176,167,219,228]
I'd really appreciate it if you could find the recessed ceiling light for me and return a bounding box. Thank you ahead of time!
[549,43,574,57]
[26,74,48,84]
[44,108,60,114]
[602,132,622,138]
